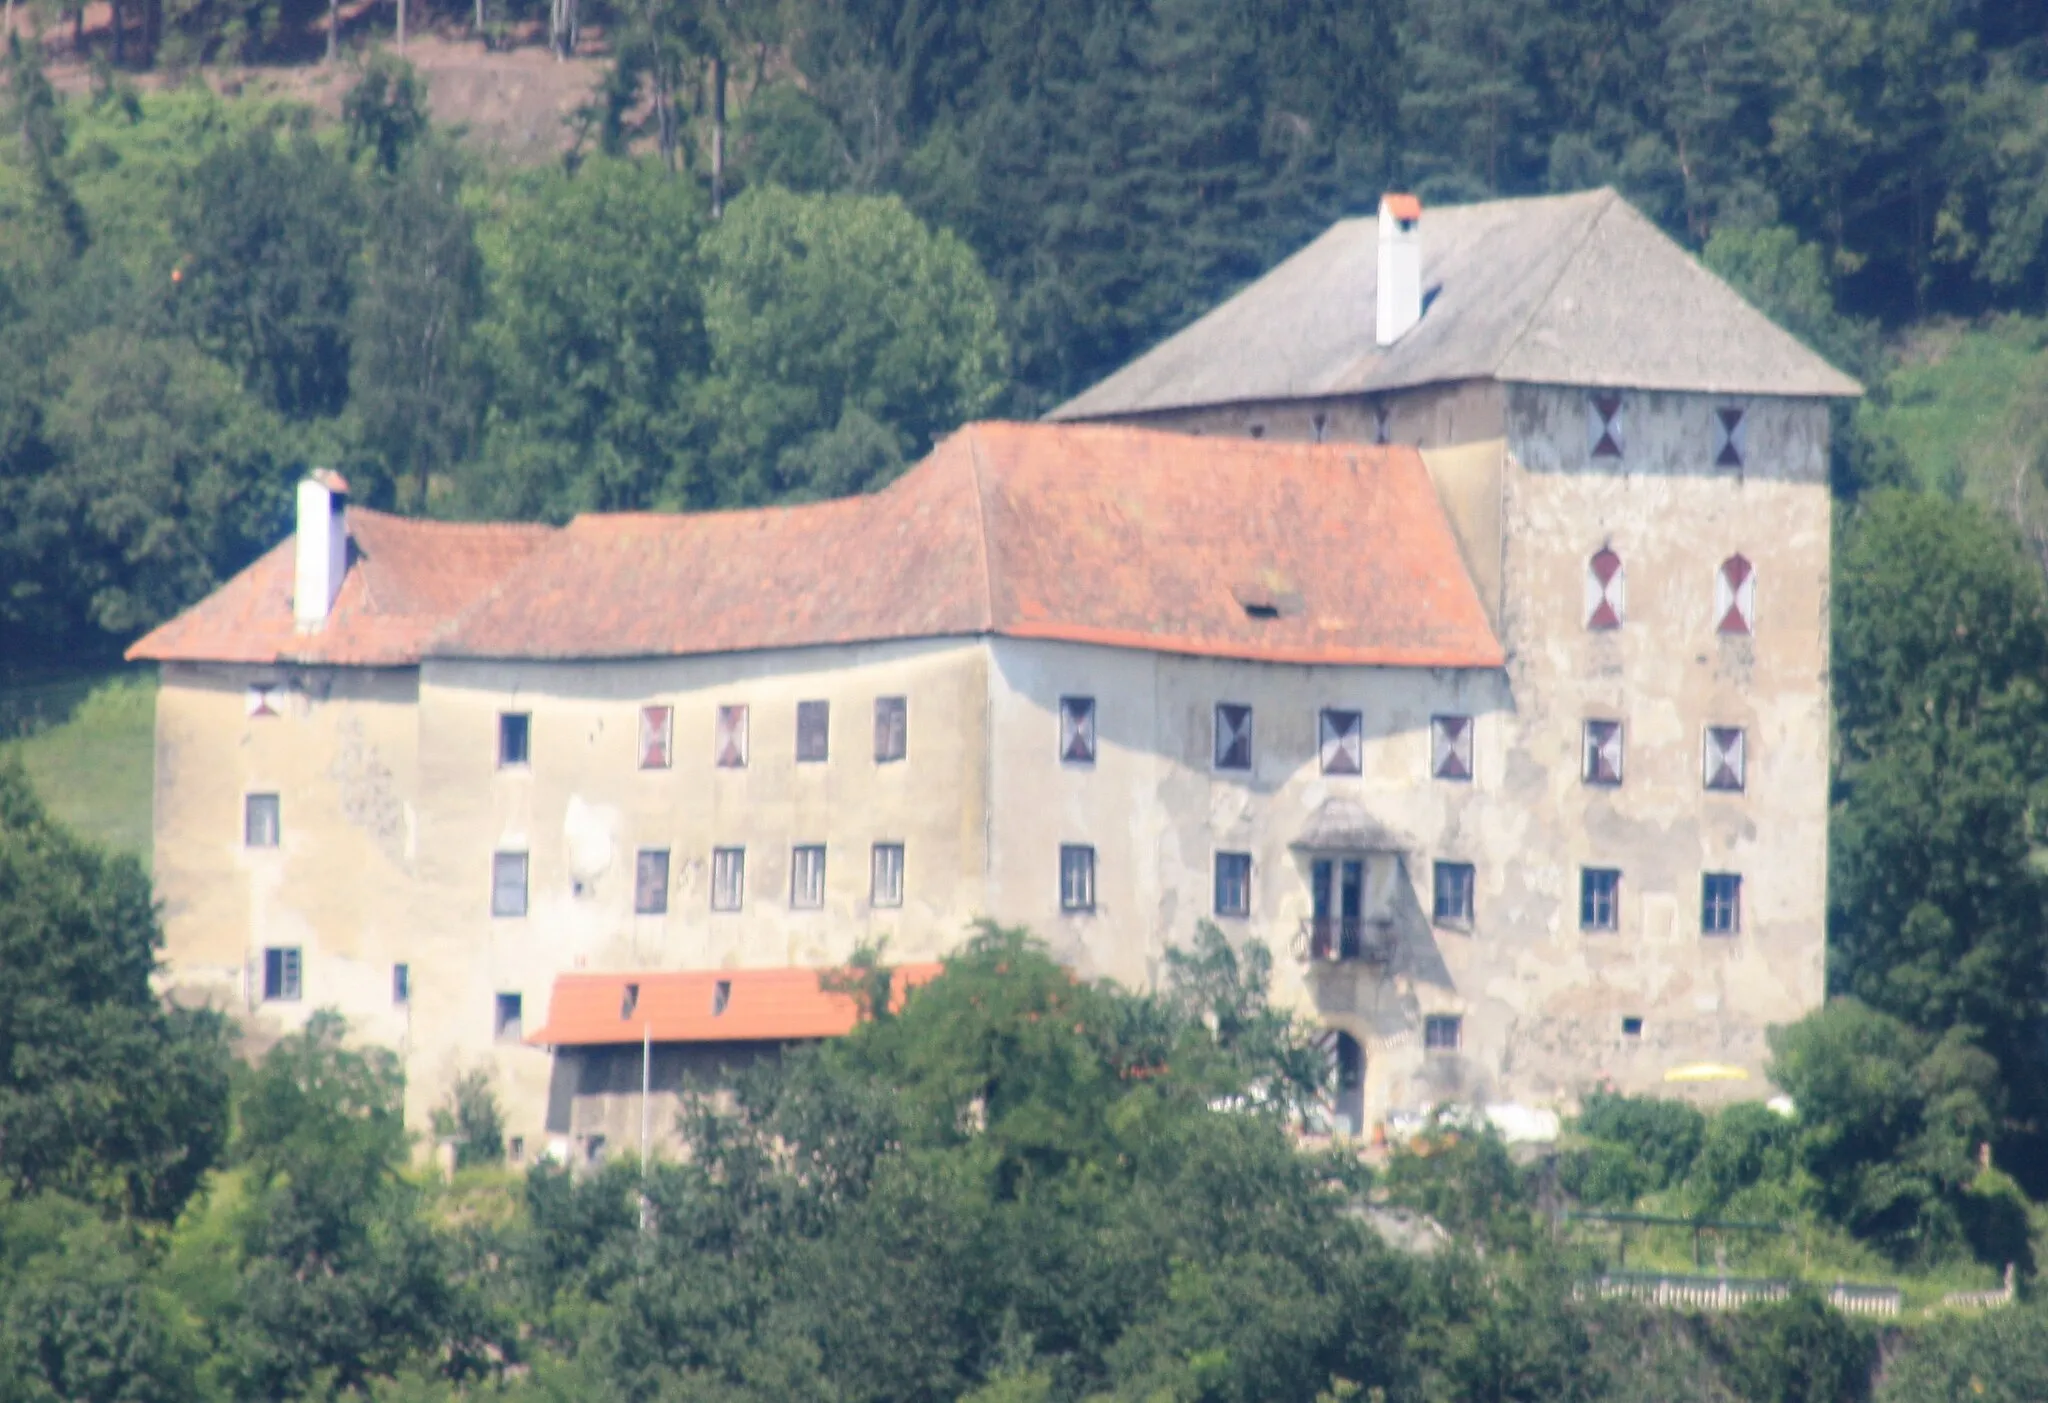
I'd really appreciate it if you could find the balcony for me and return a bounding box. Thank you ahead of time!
[1300,917,1396,966]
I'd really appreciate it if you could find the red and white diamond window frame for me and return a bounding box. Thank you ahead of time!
[1585,548,1625,631]
[1431,714,1473,780]
[1704,726,1745,792]
[1588,392,1624,459]
[639,704,674,769]
[1716,554,1756,635]
[1583,719,1623,786]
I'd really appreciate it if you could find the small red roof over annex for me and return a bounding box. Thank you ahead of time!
[527,964,944,1047]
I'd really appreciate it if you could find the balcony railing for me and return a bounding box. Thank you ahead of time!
[1301,917,1396,965]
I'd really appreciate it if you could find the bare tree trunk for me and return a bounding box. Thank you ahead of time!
[397,0,405,48]
[710,54,726,217]
[110,0,122,63]
[326,0,337,61]
[655,60,677,172]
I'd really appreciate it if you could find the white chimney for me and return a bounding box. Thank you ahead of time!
[1376,192,1424,347]
[294,469,350,628]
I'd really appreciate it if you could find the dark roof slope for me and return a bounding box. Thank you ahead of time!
[1049,188,1862,421]
[437,421,1504,669]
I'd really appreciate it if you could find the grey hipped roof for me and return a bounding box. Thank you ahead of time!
[1049,189,1862,421]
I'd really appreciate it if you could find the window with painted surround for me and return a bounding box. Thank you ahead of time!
[1716,555,1756,635]
[1583,720,1624,786]
[1581,868,1620,932]
[1586,549,1625,630]
[1431,715,1473,780]
[1060,844,1096,913]
[1214,852,1252,917]
[711,847,745,911]
[639,705,673,769]
[1704,726,1746,792]
[1319,709,1363,775]
[1214,703,1253,771]
[1059,696,1096,764]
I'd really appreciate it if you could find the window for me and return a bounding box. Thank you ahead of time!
[1319,709,1363,775]
[1583,719,1624,786]
[639,705,673,769]
[874,696,907,763]
[1714,405,1746,468]
[796,701,830,763]
[262,946,301,1002]
[1059,696,1097,764]
[715,704,749,767]
[245,792,281,848]
[711,847,745,911]
[498,712,530,767]
[871,842,905,908]
[1704,726,1746,792]
[1423,1015,1462,1051]
[1433,861,1475,927]
[1371,402,1391,445]
[492,852,529,917]
[509,1136,525,1163]
[1060,844,1096,913]
[1622,1016,1644,1038]
[712,979,732,1016]
[1586,548,1624,629]
[1716,554,1756,635]
[1214,703,1253,771]
[1580,868,1621,932]
[1312,411,1328,443]
[585,1134,606,1163]
[393,963,410,1006]
[622,982,639,1018]
[1214,852,1252,917]
[246,682,281,718]
[1588,391,1624,458]
[1431,714,1473,781]
[495,993,523,1043]
[635,848,670,915]
[1703,873,1742,935]
[790,845,826,909]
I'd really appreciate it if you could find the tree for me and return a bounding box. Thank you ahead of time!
[1878,1301,2048,1403]
[696,184,1005,503]
[0,761,231,1223]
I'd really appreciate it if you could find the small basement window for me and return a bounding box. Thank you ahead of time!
[494,992,523,1043]
[262,946,301,1002]
[245,792,281,848]
[498,712,530,767]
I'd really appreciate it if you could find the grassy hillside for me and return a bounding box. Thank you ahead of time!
[0,669,156,866]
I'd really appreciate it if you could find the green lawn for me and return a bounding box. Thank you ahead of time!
[1864,316,2048,517]
[1,668,156,867]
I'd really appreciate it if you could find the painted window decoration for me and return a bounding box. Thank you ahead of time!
[715,704,749,768]
[262,946,301,1002]
[1214,703,1254,771]
[711,847,745,911]
[245,683,281,718]
[1585,548,1625,630]
[1588,391,1624,459]
[796,701,830,763]
[1060,844,1096,913]
[1703,873,1742,935]
[1433,861,1475,927]
[498,712,531,767]
[1423,1014,1463,1052]
[492,852,529,917]
[634,848,670,915]
[1715,405,1747,468]
[1214,851,1252,918]
[1059,696,1097,764]
[1716,554,1756,635]
[639,705,673,770]
[245,792,281,848]
[1431,714,1473,781]
[790,845,826,909]
[874,696,907,763]
[871,843,905,908]
[494,993,523,1044]
[1319,708,1363,776]
[1581,868,1621,932]
[1704,726,1746,792]
[1583,719,1624,786]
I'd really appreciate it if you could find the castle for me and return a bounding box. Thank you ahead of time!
[130,189,1858,1155]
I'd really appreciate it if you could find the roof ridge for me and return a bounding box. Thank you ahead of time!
[1488,186,1619,378]
[963,426,998,634]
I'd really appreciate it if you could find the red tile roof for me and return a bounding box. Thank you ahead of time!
[527,964,944,1047]
[126,510,555,666]
[442,422,1504,669]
